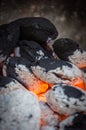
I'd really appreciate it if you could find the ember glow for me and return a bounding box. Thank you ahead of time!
[33,77,86,103]
[78,63,86,69]
[29,82,54,102]
[0,17,86,130]
[70,78,86,91]
[26,80,49,94]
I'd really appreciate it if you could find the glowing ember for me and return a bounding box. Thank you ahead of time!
[77,63,86,69]
[70,78,86,91]
[0,16,86,130]
[37,87,52,102]
[27,81,54,95]
[38,93,47,102]
[27,80,49,94]
[58,114,69,121]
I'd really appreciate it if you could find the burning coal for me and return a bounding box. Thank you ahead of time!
[0,17,86,130]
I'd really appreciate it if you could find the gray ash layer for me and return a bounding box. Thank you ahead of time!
[31,58,83,84]
[0,76,41,130]
[3,57,33,84]
[32,59,72,72]
[46,84,86,115]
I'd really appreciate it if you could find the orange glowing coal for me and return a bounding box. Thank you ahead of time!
[26,78,54,95]
[30,77,86,103]
[27,81,49,95]
[70,78,86,91]
[77,63,86,69]
[36,78,86,103]
[0,62,86,123]
[27,81,53,102]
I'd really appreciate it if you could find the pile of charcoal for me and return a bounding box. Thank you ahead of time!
[0,17,86,130]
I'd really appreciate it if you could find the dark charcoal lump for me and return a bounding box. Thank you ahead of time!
[53,38,79,60]
[14,17,58,44]
[0,17,58,63]
[0,22,20,61]
[18,40,49,62]
[33,58,72,72]
[0,76,15,88]
[61,113,86,130]
[71,113,86,129]
[63,85,85,99]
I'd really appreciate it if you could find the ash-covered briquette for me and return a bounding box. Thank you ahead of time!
[59,113,86,130]
[31,58,83,84]
[2,56,31,78]
[14,17,58,45]
[3,56,31,75]
[4,57,49,94]
[0,22,20,63]
[17,40,52,62]
[52,38,86,68]
[46,84,86,115]
[52,38,79,60]
[39,101,59,130]
[0,76,41,130]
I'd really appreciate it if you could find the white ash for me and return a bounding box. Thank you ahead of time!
[4,56,49,94]
[59,113,86,130]
[46,84,86,115]
[31,59,83,84]
[14,64,48,94]
[39,101,59,130]
[68,49,86,68]
[0,78,41,130]
[36,50,45,60]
